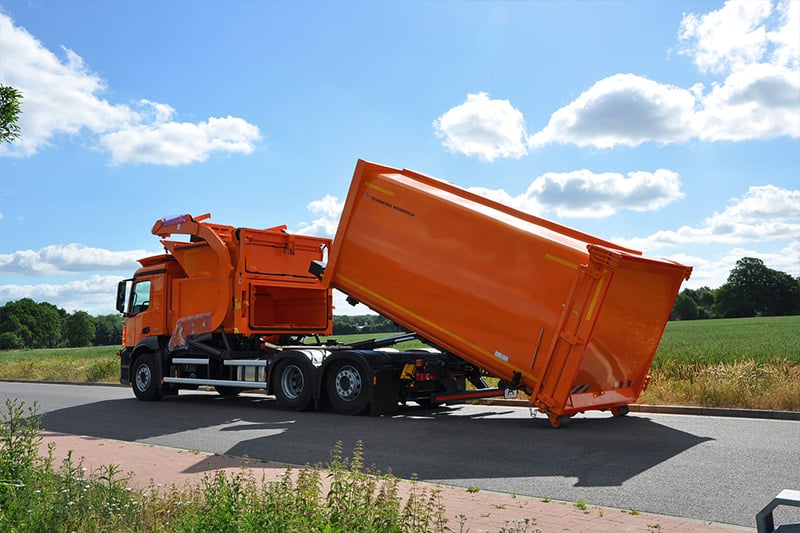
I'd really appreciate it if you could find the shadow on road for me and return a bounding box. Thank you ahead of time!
[36,390,713,488]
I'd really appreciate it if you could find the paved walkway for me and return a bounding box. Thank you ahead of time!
[38,432,753,532]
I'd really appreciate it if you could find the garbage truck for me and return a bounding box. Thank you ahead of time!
[117,159,691,427]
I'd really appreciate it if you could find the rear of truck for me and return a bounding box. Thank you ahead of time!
[323,160,691,425]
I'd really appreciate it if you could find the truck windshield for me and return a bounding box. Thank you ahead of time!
[130,280,151,315]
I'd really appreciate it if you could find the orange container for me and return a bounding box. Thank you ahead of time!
[323,160,691,420]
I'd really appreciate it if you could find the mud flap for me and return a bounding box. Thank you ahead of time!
[369,368,400,415]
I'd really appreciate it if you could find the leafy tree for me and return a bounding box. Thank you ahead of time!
[94,314,124,345]
[0,85,23,144]
[675,286,717,319]
[0,332,24,350]
[671,292,698,320]
[714,257,800,318]
[64,311,96,348]
[769,271,800,316]
[0,298,65,349]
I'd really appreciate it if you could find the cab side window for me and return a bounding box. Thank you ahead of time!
[131,280,151,315]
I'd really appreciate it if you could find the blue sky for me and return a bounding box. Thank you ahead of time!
[0,0,798,316]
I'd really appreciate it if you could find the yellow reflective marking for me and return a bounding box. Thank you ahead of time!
[336,274,538,384]
[545,253,578,270]
[366,182,395,196]
[585,275,605,322]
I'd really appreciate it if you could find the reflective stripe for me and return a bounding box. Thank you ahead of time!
[570,383,589,394]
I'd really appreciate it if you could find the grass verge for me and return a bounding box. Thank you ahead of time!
[0,399,475,533]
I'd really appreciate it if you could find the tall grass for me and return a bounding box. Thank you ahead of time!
[642,316,799,410]
[0,400,463,533]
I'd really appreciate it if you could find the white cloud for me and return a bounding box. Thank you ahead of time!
[697,63,800,140]
[0,244,148,275]
[528,74,698,149]
[436,1,799,157]
[769,0,800,71]
[678,0,773,74]
[296,194,344,236]
[667,240,800,290]
[101,109,261,166]
[469,168,683,218]
[617,184,800,250]
[0,13,261,165]
[0,275,122,315]
[433,92,528,161]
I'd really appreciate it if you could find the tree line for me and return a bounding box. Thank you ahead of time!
[0,298,122,350]
[672,257,800,320]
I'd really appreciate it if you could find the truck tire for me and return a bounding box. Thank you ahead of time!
[273,359,313,411]
[326,359,369,415]
[611,405,629,417]
[132,352,160,401]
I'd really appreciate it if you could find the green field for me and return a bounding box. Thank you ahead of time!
[653,315,799,366]
[0,317,798,410]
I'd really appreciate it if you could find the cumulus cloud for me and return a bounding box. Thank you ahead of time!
[617,184,800,250]
[0,13,261,164]
[433,92,528,161]
[666,240,800,290]
[435,0,799,157]
[470,168,683,218]
[0,244,147,275]
[528,75,698,149]
[296,194,344,236]
[697,62,800,140]
[0,275,122,314]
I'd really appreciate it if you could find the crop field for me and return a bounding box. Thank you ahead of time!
[0,345,118,383]
[0,316,797,410]
[653,315,799,366]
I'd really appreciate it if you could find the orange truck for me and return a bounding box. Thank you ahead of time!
[117,160,691,427]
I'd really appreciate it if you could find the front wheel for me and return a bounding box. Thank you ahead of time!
[132,352,160,401]
[326,359,370,415]
[273,359,313,411]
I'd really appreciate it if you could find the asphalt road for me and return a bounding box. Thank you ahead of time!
[2,381,798,528]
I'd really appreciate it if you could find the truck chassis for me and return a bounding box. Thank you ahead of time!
[119,330,507,416]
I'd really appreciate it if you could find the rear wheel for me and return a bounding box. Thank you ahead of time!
[326,359,369,415]
[132,352,160,401]
[611,405,630,417]
[273,359,313,411]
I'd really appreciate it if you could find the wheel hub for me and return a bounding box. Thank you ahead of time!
[335,366,362,401]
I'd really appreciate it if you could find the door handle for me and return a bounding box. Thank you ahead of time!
[142,327,150,334]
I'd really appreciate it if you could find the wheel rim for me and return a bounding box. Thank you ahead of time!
[280,364,305,400]
[334,365,362,401]
[135,364,151,392]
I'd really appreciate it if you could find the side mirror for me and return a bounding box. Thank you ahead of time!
[116,279,131,315]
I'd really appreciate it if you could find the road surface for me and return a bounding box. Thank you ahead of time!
[2,381,797,528]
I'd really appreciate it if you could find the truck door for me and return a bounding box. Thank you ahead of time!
[124,272,167,345]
